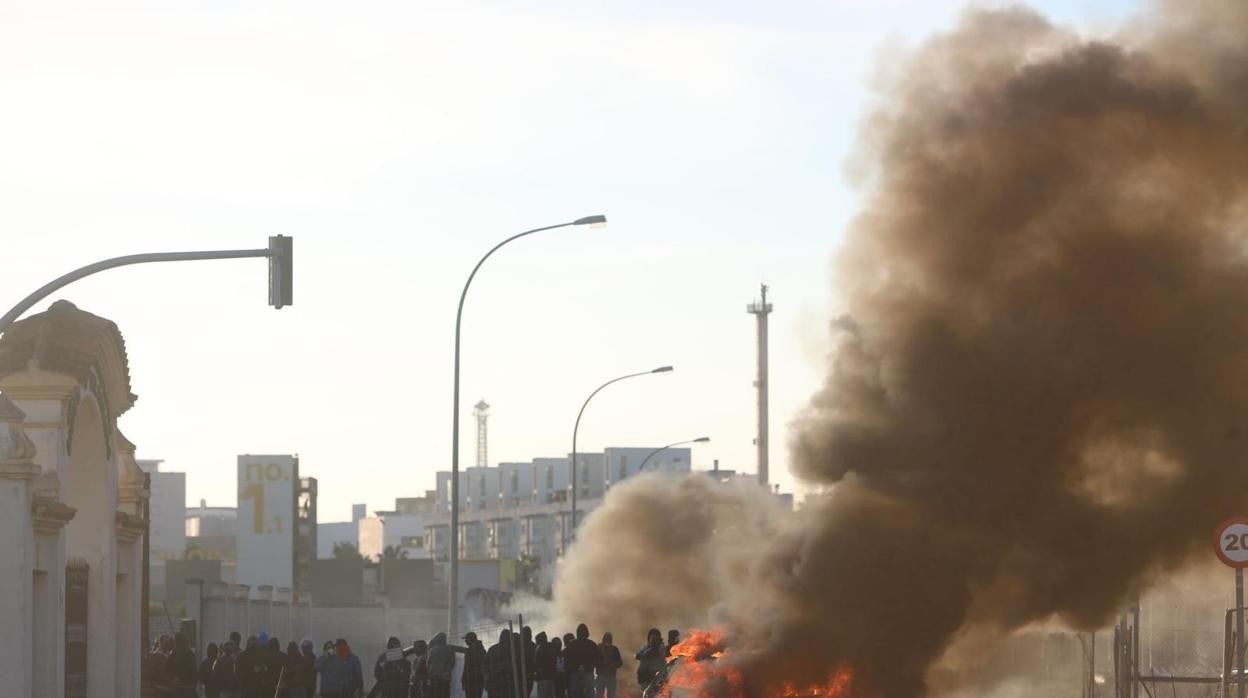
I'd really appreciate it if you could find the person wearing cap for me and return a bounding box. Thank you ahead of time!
[461,632,487,698]
[317,638,364,698]
[373,636,412,698]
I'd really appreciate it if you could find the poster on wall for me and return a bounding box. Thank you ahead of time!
[236,454,298,588]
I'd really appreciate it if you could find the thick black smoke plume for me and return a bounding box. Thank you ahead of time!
[554,2,1248,695]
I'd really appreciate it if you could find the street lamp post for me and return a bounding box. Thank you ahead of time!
[0,238,294,336]
[569,365,672,534]
[449,215,605,637]
[637,437,710,473]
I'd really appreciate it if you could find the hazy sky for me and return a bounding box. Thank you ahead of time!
[1,0,1140,521]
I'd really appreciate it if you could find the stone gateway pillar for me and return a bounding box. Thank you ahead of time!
[0,301,151,698]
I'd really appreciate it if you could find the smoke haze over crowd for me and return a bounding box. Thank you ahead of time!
[553,1,1248,695]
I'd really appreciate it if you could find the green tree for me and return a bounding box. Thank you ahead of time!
[332,542,365,562]
[380,545,409,562]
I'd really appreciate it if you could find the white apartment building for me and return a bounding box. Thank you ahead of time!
[425,447,693,566]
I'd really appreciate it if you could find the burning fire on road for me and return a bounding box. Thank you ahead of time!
[661,630,855,698]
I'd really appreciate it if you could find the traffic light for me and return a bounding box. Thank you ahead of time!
[268,235,293,309]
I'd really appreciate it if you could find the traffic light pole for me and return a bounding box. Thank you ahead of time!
[0,237,293,336]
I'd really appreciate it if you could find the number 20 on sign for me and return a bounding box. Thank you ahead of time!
[1215,517,1248,569]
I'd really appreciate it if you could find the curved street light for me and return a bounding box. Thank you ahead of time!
[449,214,605,636]
[637,437,711,473]
[569,365,672,534]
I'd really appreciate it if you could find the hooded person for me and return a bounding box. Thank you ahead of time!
[564,624,598,698]
[259,638,286,697]
[487,629,516,698]
[552,636,567,698]
[372,636,412,698]
[634,629,666,693]
[238,636,266,698]
[596,633,622,698]
[299,639,317,694]
[461,632,487,698]
[284,640,310,698]
[533,633,556,698]
[169,633,199,698]
[426,632,454,698]
[317,638,364,698]
[521,627,536,697]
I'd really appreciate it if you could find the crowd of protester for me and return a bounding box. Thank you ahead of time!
[141,623,685,698]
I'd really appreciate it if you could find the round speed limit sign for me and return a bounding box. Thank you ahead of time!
[1215,517,1248,568]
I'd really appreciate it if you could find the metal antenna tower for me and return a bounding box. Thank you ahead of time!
[473,400,490,468]
[747,284,773,487]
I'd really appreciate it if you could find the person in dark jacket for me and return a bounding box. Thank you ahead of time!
[552,637,568,698]
[406,639,429,698]
[317,638,364,698]
[283,641,309,698]
[373,636,412,698]
[238,637,266,698]
[486,629,516,698]
[212,641,243,698]
[426,632,454,698]
[144,635,175,698]
[521,627,536,698]
[532,633,555,698]
[595,634,622,698]
[635,629,666,694]
[258,638,285,697]
[169,633,199,698]
[200,643,221,698]
[563,625,598,698]
[461,632,487,698]
[299,640,318,697]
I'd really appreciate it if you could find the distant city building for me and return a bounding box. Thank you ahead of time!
[377,491,437,559]
[186,499,237,538]
[141,459,186,562]
[296,476,318,593]
[424,447,694,574]
[357,515,384,560]
[235,454,300,590]
[185,500,238,567]
[317,502,367,559]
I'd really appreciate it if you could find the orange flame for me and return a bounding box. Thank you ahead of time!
[659,629,854,698]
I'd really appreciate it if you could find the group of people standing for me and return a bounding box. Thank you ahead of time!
[144,625,683,698]
[372,625,681,698]
[143,630,365,698]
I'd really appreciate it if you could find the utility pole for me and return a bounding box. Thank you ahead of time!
[747,284,772,487]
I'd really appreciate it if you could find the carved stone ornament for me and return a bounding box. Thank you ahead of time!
[0,393,39,479]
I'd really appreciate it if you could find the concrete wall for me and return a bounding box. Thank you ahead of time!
[380,559,436,608]
[309,559,364,605]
